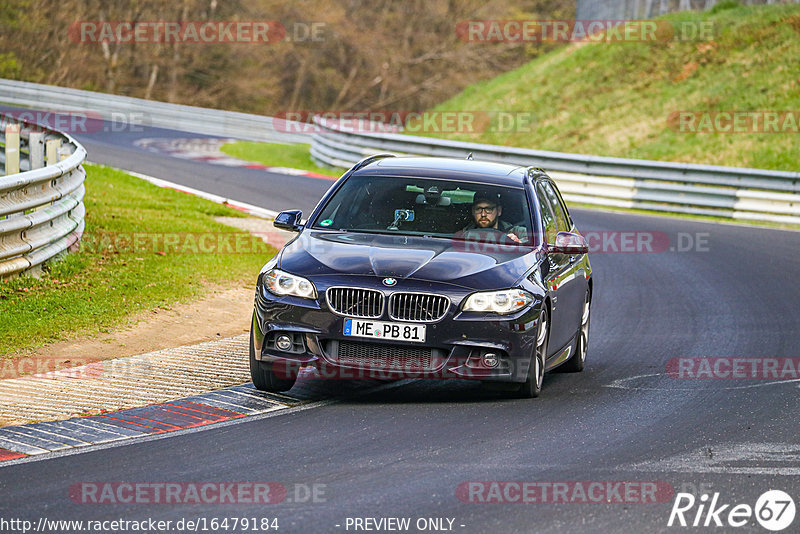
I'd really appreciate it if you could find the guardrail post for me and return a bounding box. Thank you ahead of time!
[46,138,62,166]
[4,124,20,175]
[1,112,88,279]
[28,132,45,169]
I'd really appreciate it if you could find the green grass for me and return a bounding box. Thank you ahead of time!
[0,164,276,359]
[422,3,800,171]
[219,141,340,177]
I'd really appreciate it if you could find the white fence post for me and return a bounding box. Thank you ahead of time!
[29,132,45,169]
[46,138,62,166]
[4,124,20,175]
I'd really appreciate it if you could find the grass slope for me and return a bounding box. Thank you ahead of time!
[427,3,800,171]
[219,141,339,177]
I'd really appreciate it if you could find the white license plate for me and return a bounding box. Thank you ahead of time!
[343,318,426,343]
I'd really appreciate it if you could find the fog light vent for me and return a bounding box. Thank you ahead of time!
[482,352,499,368]
[267,332,306,354]
[276,335,293,351]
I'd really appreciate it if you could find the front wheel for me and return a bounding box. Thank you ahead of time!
[560,289,590,373]
[249,326,297,392]
[518,307,548,398]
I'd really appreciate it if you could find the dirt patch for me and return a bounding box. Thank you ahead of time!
[15,284,255,368]
[786,14,800,33]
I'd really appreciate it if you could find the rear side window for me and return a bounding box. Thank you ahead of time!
[541,182,570,232]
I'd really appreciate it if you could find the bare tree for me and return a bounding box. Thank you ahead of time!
[0,0,575,114]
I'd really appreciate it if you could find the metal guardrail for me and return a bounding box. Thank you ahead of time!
[0,113,86,278]
[310,116,800,225]
[3,79,797,225]
[0,79,312,145]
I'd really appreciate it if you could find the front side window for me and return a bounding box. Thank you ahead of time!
[312,175,533,245]
[541,182,570,232]
[536,185,558,245]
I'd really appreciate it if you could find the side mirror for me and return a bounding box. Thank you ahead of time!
[273,210,303,232]
[549,231,588,254]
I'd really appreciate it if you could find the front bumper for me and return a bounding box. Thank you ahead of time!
[252,278,541,383]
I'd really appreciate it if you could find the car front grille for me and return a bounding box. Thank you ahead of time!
[326,340,443,372]
[389,292,449,322]
[326,287,384,318]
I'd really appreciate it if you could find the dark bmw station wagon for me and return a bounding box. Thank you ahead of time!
[250,155,592,397]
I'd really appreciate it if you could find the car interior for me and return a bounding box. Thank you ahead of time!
[316,177,531,241]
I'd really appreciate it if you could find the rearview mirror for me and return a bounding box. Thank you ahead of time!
[549,231,588,254]
[273,210,303,232]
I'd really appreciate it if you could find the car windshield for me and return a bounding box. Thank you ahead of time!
[312,175,536,246]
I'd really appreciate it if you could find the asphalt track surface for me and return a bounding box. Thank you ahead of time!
[1,119,799,533]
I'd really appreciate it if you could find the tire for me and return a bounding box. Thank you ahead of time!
[249,325,297,392]
[560,289,590,373]
[518,307,548,398]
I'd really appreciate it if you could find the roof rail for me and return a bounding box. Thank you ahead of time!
[351,153,397,172]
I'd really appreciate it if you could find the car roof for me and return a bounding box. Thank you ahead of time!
[351,156,530,187]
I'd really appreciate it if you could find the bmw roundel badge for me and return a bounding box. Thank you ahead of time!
[383,277,397,287]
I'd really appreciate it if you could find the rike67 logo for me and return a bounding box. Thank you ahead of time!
[668,490,796,531]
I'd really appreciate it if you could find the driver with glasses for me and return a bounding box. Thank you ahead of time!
[463,190,527,244]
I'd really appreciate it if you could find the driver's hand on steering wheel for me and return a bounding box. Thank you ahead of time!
[506,232,521,243]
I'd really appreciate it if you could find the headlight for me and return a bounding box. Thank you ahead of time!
[462,289,533,314]
[263,269,317,299]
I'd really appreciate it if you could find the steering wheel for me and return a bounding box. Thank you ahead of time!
[462,227,518,242]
